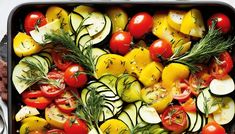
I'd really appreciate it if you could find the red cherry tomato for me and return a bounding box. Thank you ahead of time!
[64,64,88,88]
[149,39,173,62]
[202,121,226,134]
[209,51,233,79]
[24,11,47,35]
[161,105,188,133]
[128,12,153,38]
[52,50,72,71]
[207,13,231,34]
[55,87,79,114]
[109,31,132,55]
[64,117,88,134]
[173,79,191,102]
[22,90,51,110]
[180,98,196,112]
[46,129,65,134]
[40,71,65,98]
[189,66,213,96]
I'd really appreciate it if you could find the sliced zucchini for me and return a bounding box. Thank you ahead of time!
[83,12,106,36]
[192,113,202,132]
[76,28,89,46]
[209,75,235,96]
[118,111,134,129]
[123,104,138,127]
[196,88,219,114]
[32,55,49,72]
[186,112,198,132]
[213,97,235,125]
[13,56,49,94]
[99,74,118,95]
[139,105,161,124]
[99,106,114,122]
[116,74,137,97]
[38,52,53,68]
[69,12,83,33]
[73,5,95,18]
[89,15,112,45]
[92,48,108,64]
[30,19,61,44]
[78,34,92,49]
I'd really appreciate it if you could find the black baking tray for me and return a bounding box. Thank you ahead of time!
[7,1,235,134]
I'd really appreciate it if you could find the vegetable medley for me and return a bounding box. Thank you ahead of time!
[12,4,235,134]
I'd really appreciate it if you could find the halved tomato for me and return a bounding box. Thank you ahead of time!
[172,79,191,102]
[209,51,233,79]
[52,49,72,71]
[40,71,65,98]
[161,105,188,133]
[189,66,213,96]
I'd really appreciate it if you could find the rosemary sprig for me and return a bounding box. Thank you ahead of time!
[17,59,62,88]
[169,22,235,72]
[44,30,96,76]
[73,89,104,133]
[202,91,222,117]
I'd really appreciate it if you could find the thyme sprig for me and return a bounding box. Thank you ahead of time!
[44,30,96,76]
[73,89,104,134]
[169,22,235,72]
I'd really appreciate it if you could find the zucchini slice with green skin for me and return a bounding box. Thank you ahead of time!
[89,15,112,45]
[213,97,235,125]
[99,74,118,95]
[91,48,108,64]
[138,105,161,124]
[38,52,53,68]
[13,55,49,94]
[116,74,137,97]
[78,34,92,49]
[196,88,219,114]
[186,112,198,132]
[69,12,83,33]
[73,5,95,18]
[209,75,235,96]
[75,28,89,46]
[123,103,138,127]
[192,113,202,132]
[12,63,31,94]
[118,111,134,129]
[83,12,106,37]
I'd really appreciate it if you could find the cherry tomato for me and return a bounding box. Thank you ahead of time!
[207,13,231,34]
[46,129,65,134]
[149,39,173,62]
[189,66,213,96]
[209,51,233,79]
[180,98,196,112]
[55,87,79,114]
[24,11,47,35]
[52,50,72,71]
[22,90,52,110]
[202,121,226,134]
[172,79,191,102]
[128,12,153,38]
[161,105,188,133]
[64,117,88,134]
[64,64,88,88]
[109,31,132,55]
[40,71,65,98]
